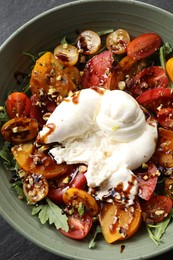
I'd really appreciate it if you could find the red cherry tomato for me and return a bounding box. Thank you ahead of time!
[136,162,159,201]
[136,87,173,113]
[6,92,31,118]
[127,33,161,60]
[141,195,173,224]
[80,50,114,89]
[127,66,168,97]
[157,107,173,130]
[60,213,92,240]
[30,94,56,127]
[48,165,87,204]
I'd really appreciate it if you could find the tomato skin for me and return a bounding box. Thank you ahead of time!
[48,165,87,204]
[127,33,161,60]
[30,94,56,127]
[127,66,168,97]
[141,195,173,224]
[136,162,159,201]
[6,92,31,118]
[60,213,92,240]
[80,50,114,89]
[164,174,173,200]
[157,107,173,130]
[136,87,173,113]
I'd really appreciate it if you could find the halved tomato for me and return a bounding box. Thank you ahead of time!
[141,195,172,224]
[99,200,142,243]
[63,187,99,217]
[136,162,160,201]
[54,43,79,66]
[77,30,101,55]
[126,66,168,97]
[80,50,114,89]
[127,33,161,60]
[11,142,69,179]
[60,213,92,240]
[6,92,31,118]
[136,87,173,113]
[157,107,173,130]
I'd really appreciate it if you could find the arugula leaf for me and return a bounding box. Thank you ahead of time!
[0,141,17,171]
[89,225,102,249]
[159,42,172,70]
[0,106,9,125]
[146,210,173,245]
[32,198,69,232]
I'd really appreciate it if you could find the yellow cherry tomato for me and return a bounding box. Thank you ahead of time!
[166,57,173,81]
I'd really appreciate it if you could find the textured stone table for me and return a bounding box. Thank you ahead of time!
[0,1,173,259]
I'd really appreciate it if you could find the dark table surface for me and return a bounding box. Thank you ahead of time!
[1,0,173,259]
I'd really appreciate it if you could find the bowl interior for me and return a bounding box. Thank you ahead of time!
[1,1,173,259]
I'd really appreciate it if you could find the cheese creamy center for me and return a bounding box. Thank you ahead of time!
[37,87,158,205]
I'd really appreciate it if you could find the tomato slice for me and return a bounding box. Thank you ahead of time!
[80,50,114,89]
[106,29,130,55]
[136,162,159,201]
[127,33,161,60]
[77,30,101,55]
[99,200,142,243]
[1,117,39,143]
[136,87,173,113]
[164,174,173,200]
[157,107,173,130]
[6,92,31,118]
[54,44,79,66]
[127,66,168,97]
[166,57,173,82]
[30,94,57,127]
[60,213,92,240]
[11,142,69,179]
[141,195,173,224]
[23,174,48,204]
[63,187,99,217]
[48,165,87,204]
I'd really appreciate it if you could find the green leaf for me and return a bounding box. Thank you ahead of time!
[32,199,69,232]
[78,202,85,216]
[159,42,172,70]
[0,141,17,171]
[88,225,102,249]
[0,107,9,125]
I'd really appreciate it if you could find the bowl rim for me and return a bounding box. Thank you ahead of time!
[1,0,173,259]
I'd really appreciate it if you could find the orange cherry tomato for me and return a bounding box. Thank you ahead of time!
[77,30,101,55]
[127,33,161,60]
[106,29,130,55]
[1,117,39,144]
[6,92,31,118]
[166,57,173,81]
[63,187,99,217]
[11,142,69,179]
[99,200,142,243]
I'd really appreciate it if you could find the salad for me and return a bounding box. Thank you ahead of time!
[0,28,173,247]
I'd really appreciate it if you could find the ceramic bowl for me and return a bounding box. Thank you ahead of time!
[0,1,173,259]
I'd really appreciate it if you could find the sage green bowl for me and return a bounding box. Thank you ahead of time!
[0,0,173,259]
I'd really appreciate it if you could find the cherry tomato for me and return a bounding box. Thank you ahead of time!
[63,66,81,85]
[6,92,31,118]
[99,200,142,243]
[54,43,79,66]
[136,87,173,113]
[152,128,173,168]
[63,187,99,217]
[157,107,173,130]
[30,94,56,127]
[106,29,130,55]
[141,195,173,224]
[11,142,69,179]
[48,165,87,204]
[127,66,168,97]
[127,33,161,60]
[60,213,92,240]
[23,174,48,204]
[136,162,159,201]
[1,117,39,143]
[80,50,114,89]
[164,174,173,200]
[166,57,173,81]
[77,30,101,55]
